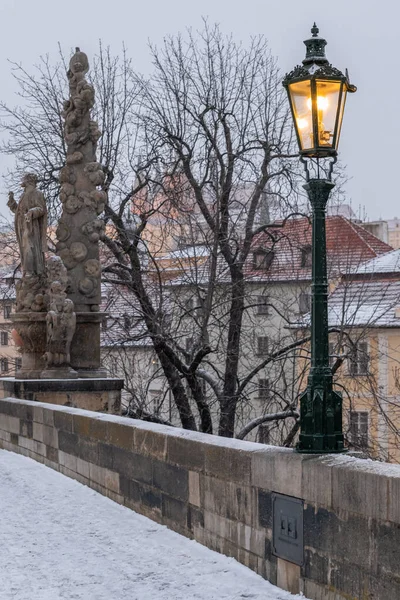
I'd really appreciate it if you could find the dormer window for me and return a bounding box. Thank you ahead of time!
[301,245,312,268]
[253,250,274,271]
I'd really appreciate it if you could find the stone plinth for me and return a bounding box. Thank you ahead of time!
[0,378,122,413]
[70,312,106,377]
[11,312,46,379]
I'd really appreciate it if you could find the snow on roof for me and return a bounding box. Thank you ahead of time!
[354,248,400,275]
[298,278,400,329]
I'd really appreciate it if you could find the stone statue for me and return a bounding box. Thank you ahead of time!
[42,256,77,377]
[8,173,47,277]
[45,298,76,367]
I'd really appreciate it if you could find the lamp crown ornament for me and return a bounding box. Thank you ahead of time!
[303,23,329,66]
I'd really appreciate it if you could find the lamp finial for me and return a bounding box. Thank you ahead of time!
[311,23,319,37]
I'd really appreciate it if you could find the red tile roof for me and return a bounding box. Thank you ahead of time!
[246,216,393,282]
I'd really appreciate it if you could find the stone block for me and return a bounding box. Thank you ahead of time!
[303,505,372,571]
[89,463,107,487]
[20,419,33,438]
[90,463,119,494]
[32,422,44,443]
[387,477,400,524]
[167,436,204,471]
[188,471,200,507]
[44,457,59,471]
[107,422,134,451]
[201,475,256,527]
[258,489,273,529]
[76,457,90,479]
[332,464,388,521]
[376,521,400,578]
[54,411,73,432]
[204,445,252,485]
[42,409,54,427]
[58,430,79,456]
[120,476,162,512]
[106,488,124,505]
[301,456,333,509]
[0,414,20,435]
[134,428,167,461]
[42,425,58,449]
[88,418,107,441]
[46,446,59,464]
[277,557,300,595]
[303,549,329,586]
[153,460,188,501]
[112,447,153,485]
[98,442,113,470]
[58,450,77,472]
[252,449,303,498]
[187,506,204,531]
[161,494,188,530]
[34,440,47,457]
[19,436,36,452]
[10,433,18,445]
[33,406,44,424]
[0,430,11,442]
[73,414,92,438]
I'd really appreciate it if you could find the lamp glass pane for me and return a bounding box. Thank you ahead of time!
[315,80,342,150]
[288,80,313,150]
[335,86,347,149]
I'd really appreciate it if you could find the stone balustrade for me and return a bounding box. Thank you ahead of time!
[0,397,399,600]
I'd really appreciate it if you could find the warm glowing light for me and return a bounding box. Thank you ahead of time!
[297,118,309,130]
[306,96,329,111]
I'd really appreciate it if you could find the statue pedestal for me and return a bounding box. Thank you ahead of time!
[12,312,47,379]
[0,377,123,414]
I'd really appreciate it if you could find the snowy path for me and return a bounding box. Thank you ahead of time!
[0,450,307,600]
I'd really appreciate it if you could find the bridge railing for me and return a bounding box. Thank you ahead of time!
[0,397,399,600]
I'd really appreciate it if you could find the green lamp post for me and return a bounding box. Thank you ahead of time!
[283,24,356,453]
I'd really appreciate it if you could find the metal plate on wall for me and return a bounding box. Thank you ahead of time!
[272,492,304,566]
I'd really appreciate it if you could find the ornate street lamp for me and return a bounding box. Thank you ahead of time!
[283,24,356,453]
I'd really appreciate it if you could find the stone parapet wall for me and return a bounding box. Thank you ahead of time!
[0,398,399,600]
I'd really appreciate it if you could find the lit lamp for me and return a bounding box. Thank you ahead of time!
[284,23,356,159]
[283,24,356,453]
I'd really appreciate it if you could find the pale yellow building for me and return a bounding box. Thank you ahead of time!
[297,248,400,462]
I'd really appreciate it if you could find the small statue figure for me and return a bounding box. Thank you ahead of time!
[8,173,47,277]
[42,255,77,376]
[45,298,76,367]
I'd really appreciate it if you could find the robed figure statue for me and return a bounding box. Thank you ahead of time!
[7,173,47,277]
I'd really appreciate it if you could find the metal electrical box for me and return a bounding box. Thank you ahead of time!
[272,492,304,566]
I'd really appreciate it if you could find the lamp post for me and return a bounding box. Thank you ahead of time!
[283,24,356,453]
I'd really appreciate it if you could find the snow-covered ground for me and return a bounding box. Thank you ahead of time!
[0,450,308,600]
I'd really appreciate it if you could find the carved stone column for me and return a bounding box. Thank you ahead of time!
[57,48,106,377]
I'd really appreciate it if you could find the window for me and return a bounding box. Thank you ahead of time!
[258,424,270,445]
[301,246,312,268]
[349,342,369,376]
[3,305,11,319]
[15,357,22,371]
[0,358,8,373]
[0,331,8,346]
[329,342,336,368]
[257,336,269,356]
[299,292,311,314]
[184,298,194,312]
[253,250,274,271]
[152,356,160,374]
[349,411,368,449]
[185,337,195,352]
[257,296,270,315]
[123,314,132,330]
[258,379,270,401]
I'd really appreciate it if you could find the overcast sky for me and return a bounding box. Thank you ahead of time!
[0,0,395,220]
